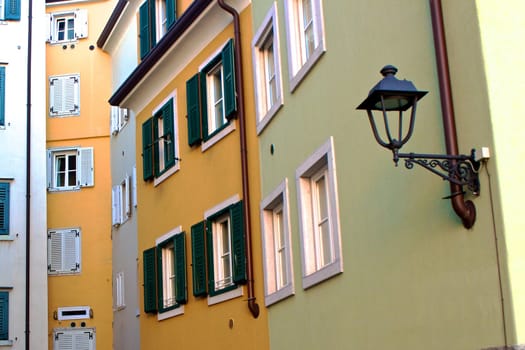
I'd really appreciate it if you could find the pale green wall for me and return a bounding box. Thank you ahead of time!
[252,0,517,348]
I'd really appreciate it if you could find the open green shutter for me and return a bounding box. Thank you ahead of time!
[186,74,202,146]
[166,0,176,28]
[0,67,5,126]
[191,221,207,297]
[143,247,157,313]
[231,201,247,284]
[222,39,237,119]
[163,99,175,169]
[5,0,21,20]
[142,118,154,181]
[0,292,7,341]
[174,232,187,304]
[139,1,151,59]
[0,183,9,235]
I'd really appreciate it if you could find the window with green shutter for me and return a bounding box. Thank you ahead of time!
[143,247,157,313]
[191,200,246,298]
[139,0,177,59]
[142,97,178,182]
[0,67,5,127]
[0,291,8,341]
[157,232,187,313]
[0,183,9,235]
[186,39,237,146]
[3,0,21,21]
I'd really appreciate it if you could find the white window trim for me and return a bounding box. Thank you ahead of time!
[284,0,326,92]
[47,146,94,192]
[112,174,131,227]
[203,194,243,305]
[155,226,185,321]
[252,3,284,135]
[110,106,129,135]
[47,228,81,276]
[198,41,237,152]
[115,271,125,310]
[46,9,88,44]
[153,92,180,187]
[295,137,342,289]
[260,178,295,306]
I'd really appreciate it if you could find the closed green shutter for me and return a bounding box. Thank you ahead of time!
[0,67,5,126]
[231,201,247,284]
[166,0,177,28]
[0,292,8,341]
[139,1,151,59]
[222,39,237,119]
[5,0,21,20]
[143,247,157,313]
[0,183,9,235]
[186,74,202,146]
[191,221,207,297]
[162,99,175,169]
[174,232,187,304]
[142,118,154,181]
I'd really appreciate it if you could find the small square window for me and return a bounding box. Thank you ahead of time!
[296,137,342,289]
[47,147,94,191]
[47,10,88,44]
[252,3,284,134]
[261,179,294,306]
[284,0,326,91]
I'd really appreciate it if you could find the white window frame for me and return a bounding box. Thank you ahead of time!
[115,271,125,310]
[156,0,168,40]
[49,74,80,117]
[48,228,81,275]
[199,43,236,152]
[153,93,180,187]
[204,195,243,306]
[284,0,326,92]
[110,106,129,135]
[53,328,95,350]
[252,3,284,134]
[155,226,185,320]
[212,212,233,291]
[112,175,131,227]
[47,147,94,191]
[296,137,342,289]
[260,179,294,306]
[47,10,88,44]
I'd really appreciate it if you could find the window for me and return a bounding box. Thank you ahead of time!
[261,179,294,306]
[49,74,80,117]
[186,39,237,149]
[0,0,20,21]
[47,228,81,275]
[296,137,342,289]
[110,106,129,135]
[46,10,88,43]
[139,0,177,58]
[0,291,9,343]
[53,328,95,350]
[143,228,186,319]
[47,147,94,191]
[112,175,131,226]
[252,3,283,134]
[142,97,179,184]
[284,0,326,91]
[191,197,246,303]
[0,66,5,127]
[0,183,9,235]
[115,272,125,310]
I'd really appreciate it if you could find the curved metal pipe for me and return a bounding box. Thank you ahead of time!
[217,0,260,318]
[429,0,476,228]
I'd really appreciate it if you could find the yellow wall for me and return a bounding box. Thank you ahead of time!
[46,1,113,349]
[135,6,269,349]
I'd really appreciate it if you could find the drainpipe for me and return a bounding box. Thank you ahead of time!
[25,0,34,348]
[217,0,260,319]
[429,0,476,229]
